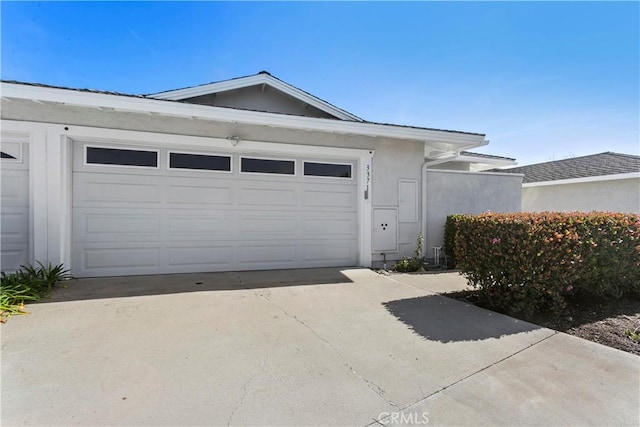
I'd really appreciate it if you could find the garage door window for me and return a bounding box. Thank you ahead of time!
[303,162,352,179]
[169,152,231,172]
[1,141,22,162]
[240,157,295,175]
[86,146,158,168]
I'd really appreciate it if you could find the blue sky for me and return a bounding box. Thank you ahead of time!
[2,1,638,166]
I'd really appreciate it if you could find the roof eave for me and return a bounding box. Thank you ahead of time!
[456,155,517,171]
[1,82,485,148]
[456,155,517,166]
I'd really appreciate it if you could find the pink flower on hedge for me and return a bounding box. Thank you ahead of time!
[491,237,501,244]
[566,285,574,292]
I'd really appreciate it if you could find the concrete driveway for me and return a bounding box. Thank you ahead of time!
[2,268,638,426]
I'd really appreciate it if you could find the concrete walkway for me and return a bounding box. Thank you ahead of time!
[1,269,637,426]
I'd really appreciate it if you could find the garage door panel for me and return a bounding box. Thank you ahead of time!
[237,243,296,264]
[74,173,161,206]
[166,183,233,205]
[73,210,161,242]
[76,246,161,270]
[1,139,30,272]
[1,208,29,243]
[72,144,359,277]
[166,215,234,237]
[302,216,357,236]
[301,188,356,208]
[167,245,234,267]
[301,243,356,263]
[1,171,29,206]
[238,215,297,234]
[84,213,160,235]
[238,186,297,206]
[1,245,29,271]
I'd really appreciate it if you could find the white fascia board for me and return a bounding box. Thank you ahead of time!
[150,74,266,99]
[523,172,640,187]
[1,82,485,148]
[456,155,516,167]
[150,74,363,122]
[463,156,517,172]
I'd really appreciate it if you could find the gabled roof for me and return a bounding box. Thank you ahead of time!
[494,152,640,183]
[148,71,364,122]
[0,80,487,151]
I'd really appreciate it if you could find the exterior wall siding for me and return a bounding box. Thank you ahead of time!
[369,139,424,261]
[425,170,522,253]
[522,178,640,213]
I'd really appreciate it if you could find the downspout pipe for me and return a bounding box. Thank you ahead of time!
[421,152,459,258]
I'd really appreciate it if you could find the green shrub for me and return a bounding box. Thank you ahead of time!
[1,262,70,320]
[452,212,640,316]
[444,215,464,268]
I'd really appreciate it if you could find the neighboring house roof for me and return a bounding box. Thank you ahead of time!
[148,71,364,122]
[494,152,640,183]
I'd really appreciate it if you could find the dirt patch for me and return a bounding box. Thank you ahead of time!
[447,290,640,356]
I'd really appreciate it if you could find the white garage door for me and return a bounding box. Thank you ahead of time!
[72,142,359,277]
[1,136,29,272]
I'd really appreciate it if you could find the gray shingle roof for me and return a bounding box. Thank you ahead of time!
[493,152,640,183]
[1,78,484,136]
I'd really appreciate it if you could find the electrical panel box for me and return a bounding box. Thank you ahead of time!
[373,208,398,252]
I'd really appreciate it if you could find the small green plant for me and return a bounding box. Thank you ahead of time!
[1,262,70,321]
[393,234,424,273]
[625,327,640,343]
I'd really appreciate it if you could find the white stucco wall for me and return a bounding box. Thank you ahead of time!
[522,177,640,213]
[425,170,522,252]
[370,139,424,261]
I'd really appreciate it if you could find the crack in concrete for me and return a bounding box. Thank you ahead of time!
[383,273,563,415]
[226,273,267,427]
[392,331,559,416]
[227,355,267,426]
[226,372,256,426]
[255,290,399,410]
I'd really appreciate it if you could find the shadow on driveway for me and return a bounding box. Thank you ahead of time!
[43,267,357,303]
[383,295,542,342]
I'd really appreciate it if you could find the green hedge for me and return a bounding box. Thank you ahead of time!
[444,214,464,268]
[449,212,640,315]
